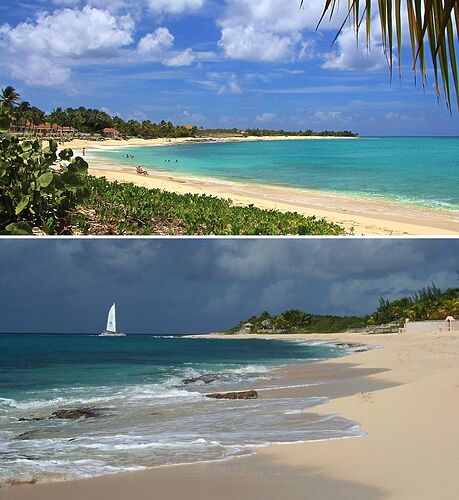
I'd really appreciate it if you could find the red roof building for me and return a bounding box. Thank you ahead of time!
[102,127,119,138]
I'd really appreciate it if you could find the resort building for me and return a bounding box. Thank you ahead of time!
[400,316,458,334]
[183,124,194,130]
[260,319,273,330]
[9,117,34,134]
[102,127,119,138]
[9,120,77,137]
[238,322,253,334]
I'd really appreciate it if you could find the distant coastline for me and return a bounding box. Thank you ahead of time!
[62,134,358,151]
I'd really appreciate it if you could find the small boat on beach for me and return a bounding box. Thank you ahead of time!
[99,303,126,336]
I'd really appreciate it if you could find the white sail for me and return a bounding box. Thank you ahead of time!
[106,303,116,332]
[99,302,125,336]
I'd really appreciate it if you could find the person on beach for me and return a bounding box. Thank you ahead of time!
[136,165,148,175]
[82,148,85,156]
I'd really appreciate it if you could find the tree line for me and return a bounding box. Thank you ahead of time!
[244,128,357,137]
[0,86,197,138]
[1,86,357,139]
[230,285,459,334]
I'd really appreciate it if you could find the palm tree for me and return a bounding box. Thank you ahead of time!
[28,106,46,135]
[15,101,31,133]
[302,0,458,110]
[0,86,20,111]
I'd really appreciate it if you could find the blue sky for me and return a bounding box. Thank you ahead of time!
[0,239,457,334]
[0,0,458,135]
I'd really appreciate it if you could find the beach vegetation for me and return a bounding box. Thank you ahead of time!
[229,285,459,333]
[228,311,366,334]
[0,123,89,235]
[244,128,357,138]
[368,285,459,324]
[0,99,345,236]
[70,176,345,235]
[306,0,459,110]
[0,86,20,112]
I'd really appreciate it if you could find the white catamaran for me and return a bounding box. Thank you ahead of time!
[99,303,126,337]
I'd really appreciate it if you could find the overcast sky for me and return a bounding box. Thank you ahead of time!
[0,1,458,135]
[0,238,457,334]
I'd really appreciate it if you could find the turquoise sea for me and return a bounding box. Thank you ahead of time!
[0,335,362,486]
[90,137,459,211]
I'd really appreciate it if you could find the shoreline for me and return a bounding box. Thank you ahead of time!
[61,137,459,236]
[2,331,458,500]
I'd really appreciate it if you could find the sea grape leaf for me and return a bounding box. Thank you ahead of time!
[15,196,30,215]
[4,222,33,235]
[38,172,54,188]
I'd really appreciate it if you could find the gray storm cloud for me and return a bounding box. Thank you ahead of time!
[0,239,457,334]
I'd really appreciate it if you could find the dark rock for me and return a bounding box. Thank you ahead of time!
[335,342,369,352]
[206,390,258,400]
[16,407,107,422]
[15,430,43,440]
[17,416,45,422]
[182,373,219,385]
[18,408,106,422]
[48,408,104,420]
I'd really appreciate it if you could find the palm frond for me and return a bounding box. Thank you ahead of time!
[301,0,459,111]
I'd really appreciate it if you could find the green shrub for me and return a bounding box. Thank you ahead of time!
[0,135,89,234]
[73,176,345,235]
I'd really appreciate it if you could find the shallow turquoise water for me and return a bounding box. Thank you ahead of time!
[91,137,459,210]
[0,335,362,486]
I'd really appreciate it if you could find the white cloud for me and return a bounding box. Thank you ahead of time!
[217,74,242,94]
[198,72,243,94]
[163,48,195,66]
[217,0,342,63]
[322,27,387,71]
[255,112,276,123]
[138,29,195,66]
[146,0,205,15]
[311,110,343,122]
[220,0,342,34]
[219,25,302,63]
[137,27,174,56]
[10,54,72,87]
[52,0,81,4]
[0,6,134,59]
[0,5,198,87]
[384,112,410,121]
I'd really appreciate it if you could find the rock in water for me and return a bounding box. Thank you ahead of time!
[15,430,43,440]
[206,390,258,400]
[49,408,104,419]
[17,408,106,422]
[182,374,219,385]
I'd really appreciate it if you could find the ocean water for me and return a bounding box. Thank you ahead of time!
[0,335,362,487]
[90,137,459,211]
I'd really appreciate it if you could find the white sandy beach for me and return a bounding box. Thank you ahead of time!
[62,137,459,236]
[2,330,458,500]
